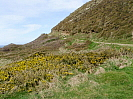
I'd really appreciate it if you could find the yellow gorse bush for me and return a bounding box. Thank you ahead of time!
[0,49,120,94]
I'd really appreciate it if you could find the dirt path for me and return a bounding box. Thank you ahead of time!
[94,41,133,47]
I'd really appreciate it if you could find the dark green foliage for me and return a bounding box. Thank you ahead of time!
[45,38,58,43]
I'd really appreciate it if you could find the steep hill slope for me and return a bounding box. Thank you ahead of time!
[52,0,133,40]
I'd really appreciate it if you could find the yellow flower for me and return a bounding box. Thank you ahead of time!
[41,80,46,83]
[68,73,74,75]
[27,89,32,92]
[34,79,38,82]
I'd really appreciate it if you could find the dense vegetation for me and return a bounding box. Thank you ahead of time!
[0,49,114,94]
[1,45,133,98]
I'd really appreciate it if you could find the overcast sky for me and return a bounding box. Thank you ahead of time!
[0,0,89,45]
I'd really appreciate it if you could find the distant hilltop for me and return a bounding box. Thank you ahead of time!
[0,45,5,48]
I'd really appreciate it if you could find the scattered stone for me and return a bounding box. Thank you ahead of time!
[89,80,99,86]
[67,73,88,87]
[94,67,105,75]
[119,65,128,69]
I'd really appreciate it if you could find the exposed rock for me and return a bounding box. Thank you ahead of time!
[89,80,99,86]
[94,67,105,75]
[119,65,128,69]
[67,73,88,87]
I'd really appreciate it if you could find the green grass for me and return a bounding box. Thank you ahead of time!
[106,38,133,44]
[91,33,133,44]
[88,42,99,50]
[49,65,133,99]
[0,91,29,99]
[2,61,133,99]
[51,57,133,98]
[45,38,58,43]
[96,71,131,86]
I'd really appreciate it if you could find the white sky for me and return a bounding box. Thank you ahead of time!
[0,0,89,45]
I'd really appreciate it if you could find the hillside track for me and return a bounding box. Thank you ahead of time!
[94,42,133,47]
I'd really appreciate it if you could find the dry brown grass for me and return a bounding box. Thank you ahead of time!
[67,72,88,87]
[0,59,13,66]
[66,40,92,51]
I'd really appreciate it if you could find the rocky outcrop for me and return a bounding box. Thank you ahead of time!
[94,67,105,75]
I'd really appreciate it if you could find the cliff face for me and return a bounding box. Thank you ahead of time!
[52,0,133,39]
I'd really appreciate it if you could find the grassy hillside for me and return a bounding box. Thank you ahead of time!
[0,33,133,98]
[52,0,133,41]
[1,0,133,98]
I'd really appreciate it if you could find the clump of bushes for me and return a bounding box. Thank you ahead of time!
[119,47,133,57]
[0,48,122,94]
